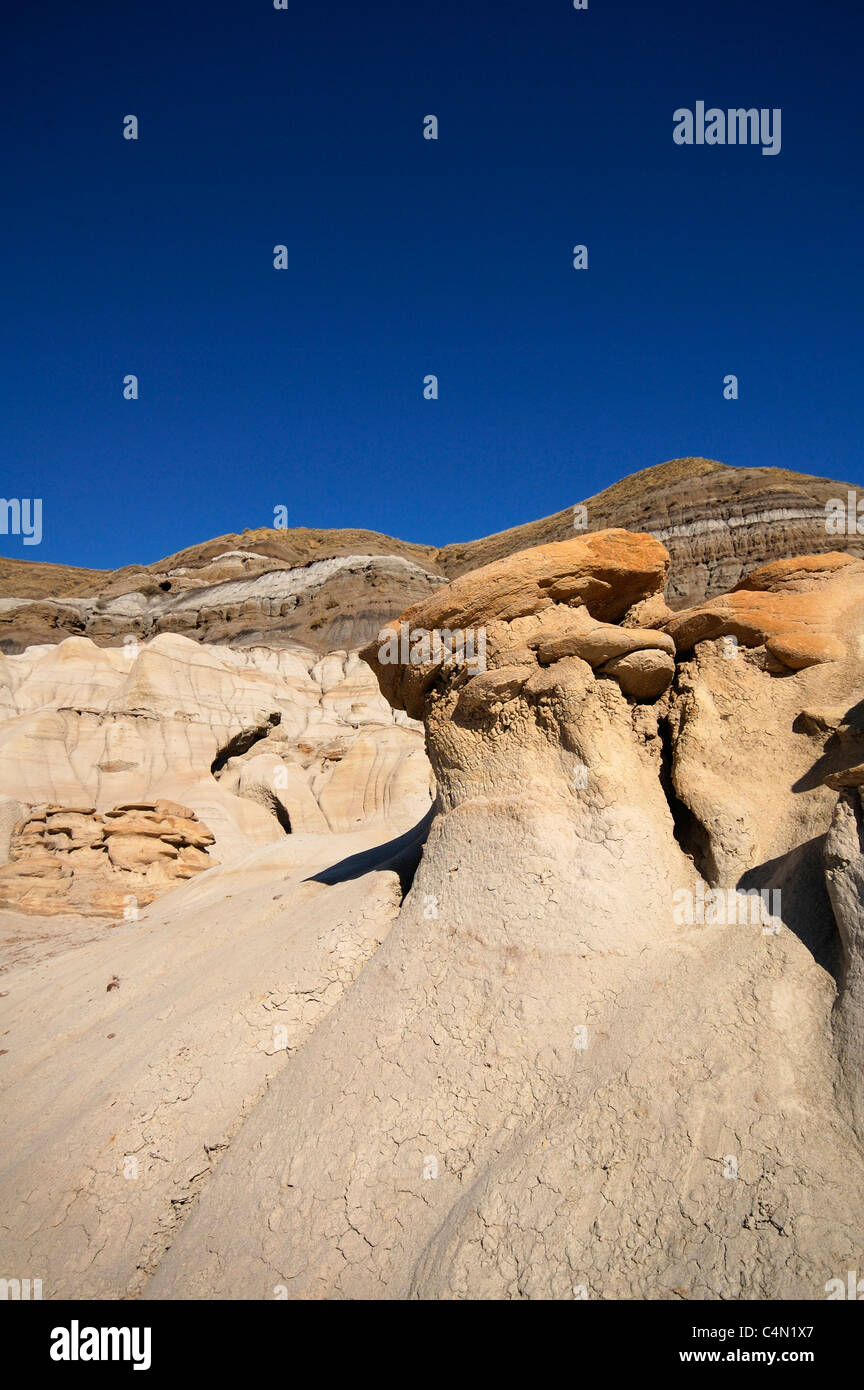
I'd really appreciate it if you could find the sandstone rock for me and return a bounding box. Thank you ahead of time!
[223,753,328,835]
[0,803,217,917]
[452,665,532,717]
[599,647,675,699]
[825,764,864,789]
[664,553,864,670]
[364,530,669,718]
[5,517,864,1303]
[421,527,669,627]
[3,459,864,655]
[0,633,432,859]
[621,591,676,629]
[143,542,864,1301]
[534,614,675,668]
[0,796,23,867]
[437,457,864,607]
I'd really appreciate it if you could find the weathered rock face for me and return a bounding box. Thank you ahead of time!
[0,796,22,867]
[823,790,864,1142]
[4,525,864,1302]
[0,801,216,917]
[0,634,434,1295]
[664,553,864,669]
[0,553,447,656]
[2,458,863,654]
[0,839,411,1298]
[132,531,864,1301]
[365,530,674,719]
[0,632,432,867]
[437,457,864,607]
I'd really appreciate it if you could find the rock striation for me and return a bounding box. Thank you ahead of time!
[0,800,216,917]
[135,530,864,1300]
[3,515,864,1302]
[0,632,431,860]
[2,458,863,653]
[0,553,447,656]
[437,457,864,606]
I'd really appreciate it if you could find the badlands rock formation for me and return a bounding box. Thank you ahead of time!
[2,519,864,1301]
[0,552,446,656]
[0,838,413,1297]
[139,531,863,1300]
[439,457,864,606]
[0,801,217,918]
[0,633,431,867]
[2,458,862,653]
[0,632,434,1295]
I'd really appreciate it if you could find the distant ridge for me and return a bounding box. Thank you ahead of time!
[2,457,862,651]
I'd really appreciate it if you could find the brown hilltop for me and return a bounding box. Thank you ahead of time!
[439,456,864,600]
[1,457,861,652]
[0,554,110,599]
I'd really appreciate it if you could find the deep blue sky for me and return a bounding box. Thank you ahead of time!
[1,0,862,569]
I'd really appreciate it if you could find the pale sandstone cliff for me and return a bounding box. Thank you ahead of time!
[0,632,431,867]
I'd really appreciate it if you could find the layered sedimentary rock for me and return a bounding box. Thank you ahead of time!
[3,525,864,1301]
[438,457,864,606]
[0,632,431,865]
[368,530,675,719]
[0,637,433,1293]
[135,531,864,1300]
[0,553,446,655]
[2,459,863,654]
[0,801,216,917]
